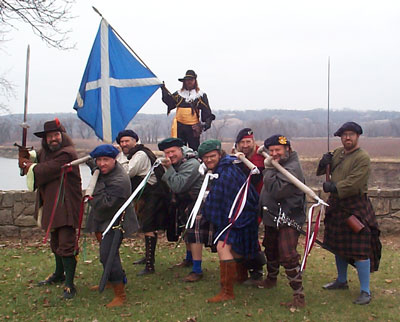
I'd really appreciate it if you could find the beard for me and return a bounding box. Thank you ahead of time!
[278,150,290,164]
[48,142,62,152]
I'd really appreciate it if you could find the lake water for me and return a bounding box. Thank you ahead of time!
[0,157,92,191]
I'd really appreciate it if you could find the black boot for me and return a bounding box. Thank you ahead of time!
[38,254,65,286]
[62,256,77,299]
[137,235,157,276]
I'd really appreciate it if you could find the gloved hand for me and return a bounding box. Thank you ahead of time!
[160,82,168,94]
[18,148,30,159]
[85,158,99,174]
[18,157,32,175]
[18,157,30,169]
[323,181,337,193]
[202,117,213,131]
[318,152,333,171]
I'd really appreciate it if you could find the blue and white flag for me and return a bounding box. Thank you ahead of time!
[73,19,162,142]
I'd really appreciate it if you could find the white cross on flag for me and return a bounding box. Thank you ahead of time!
[73,18,162,143]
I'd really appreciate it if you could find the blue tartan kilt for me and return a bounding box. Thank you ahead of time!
[216,221,259,259]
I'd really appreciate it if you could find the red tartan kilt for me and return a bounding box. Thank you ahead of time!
[323,194,381,270]
[184,214,214,247]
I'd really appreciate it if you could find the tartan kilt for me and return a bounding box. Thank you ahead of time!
[324,194,381,271]
[184,213,214,247]
[134,183,169,233]
[216,221,259,259]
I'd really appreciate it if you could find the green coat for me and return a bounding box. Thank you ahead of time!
[318,147,370,199]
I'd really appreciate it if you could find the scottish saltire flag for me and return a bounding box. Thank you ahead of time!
[73,19,162,142]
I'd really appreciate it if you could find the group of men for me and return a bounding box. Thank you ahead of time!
[17,69,380,309]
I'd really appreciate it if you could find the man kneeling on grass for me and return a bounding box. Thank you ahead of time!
[85,144,139,307]
[199,140,259,302]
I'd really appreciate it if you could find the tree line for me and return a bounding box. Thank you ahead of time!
[1,109,400,145]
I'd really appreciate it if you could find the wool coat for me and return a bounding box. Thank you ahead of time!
[259,151,306,227]
[318,147,381,271]
[86,162,139,236]
[32,145,82,231]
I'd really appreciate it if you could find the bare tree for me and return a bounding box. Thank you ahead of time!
[0,0,76,50]
[0,74,14,113]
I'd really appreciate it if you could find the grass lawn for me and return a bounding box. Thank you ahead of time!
[0,234,398,322]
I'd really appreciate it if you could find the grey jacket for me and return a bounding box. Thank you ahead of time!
[259,151,306,227]
[86,162,139,236]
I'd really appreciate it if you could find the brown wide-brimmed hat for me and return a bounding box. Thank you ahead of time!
[34,118,66,138]
[178,70,197,82]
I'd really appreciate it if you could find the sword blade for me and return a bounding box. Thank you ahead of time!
[22,45,30,147]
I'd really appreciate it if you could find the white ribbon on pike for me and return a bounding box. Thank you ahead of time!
[185,169,219,229]
[102,158,162,238]
[301,200,326,271]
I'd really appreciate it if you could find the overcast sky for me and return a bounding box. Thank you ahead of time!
[1,0,399,115]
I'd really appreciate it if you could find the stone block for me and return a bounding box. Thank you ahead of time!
[13,192,23,202]
[0,225,19,238]
[0,208,13,225]
[22,204,36,216]
[15,215,36,227]
[2,193,14,207]
[23,191,36,203]
[20,227,42,239]
[368,189,379,197]
[370,197,390,216]
[390,198,400,210]
[391,210,400,219]
[13,202,26,219]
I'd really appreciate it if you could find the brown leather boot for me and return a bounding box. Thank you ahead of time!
[255,277,277,289]
[281,293,306,308]
[207,260,236,303]
[106,283,126,308]
[235,259,248,284]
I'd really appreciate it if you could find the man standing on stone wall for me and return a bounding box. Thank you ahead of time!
[161,70,215,151]
[18,118,82,299]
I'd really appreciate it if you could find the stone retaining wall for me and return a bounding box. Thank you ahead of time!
[1,189,400,239]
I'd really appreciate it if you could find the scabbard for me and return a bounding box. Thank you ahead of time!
[99,227,123,293]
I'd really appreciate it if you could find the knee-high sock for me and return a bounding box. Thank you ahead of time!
[192,260,202,274]
[54,254,64,277]
[335,255,348,283]
[186,250,193,262]
[355,259,370,294]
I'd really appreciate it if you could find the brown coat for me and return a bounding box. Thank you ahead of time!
[34,145,82,231]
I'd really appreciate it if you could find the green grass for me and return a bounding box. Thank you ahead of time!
[0,235,399,321]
